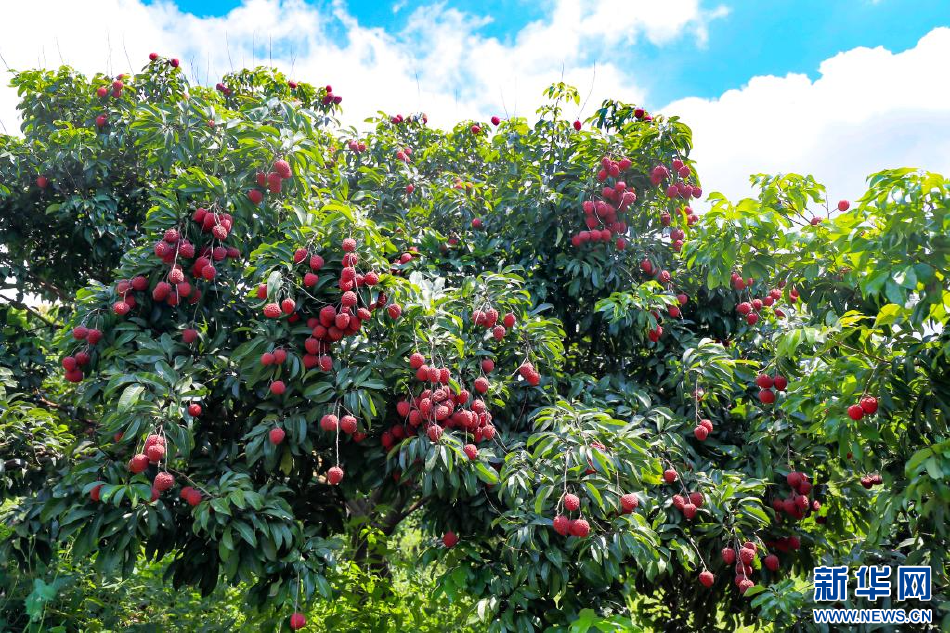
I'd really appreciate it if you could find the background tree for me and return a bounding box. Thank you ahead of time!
[0,54,947,632]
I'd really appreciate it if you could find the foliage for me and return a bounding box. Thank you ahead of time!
[0,55,947,632]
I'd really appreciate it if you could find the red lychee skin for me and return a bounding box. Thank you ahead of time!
[682,503,697,520]
[699,571,715,588]
[474,377,489,394]
[184,488,202,506]
[153,471,175,492]
[281,298,296,314]
[758,389,776,404]
[764,554,780,571]
[309,254,325,271]
[290,613,307,630]
[755,374,774,389]
[773,375,788,391]
[492,325,506,340]
[860,395,878,414]
[342,237,357,252]
[36,175,49,189]
[188,403,202,417]
[739,547,756,565]
[320,414,339,432]
[663,469,678,483]
[427,424,443,442]
[340,415,358,434]
[470,124,481,135]
[269,427,285,444]
[145,434,165,449]
[263,303,281,318]
[274,159,292,179]
[442,531,459,548]
[694,425,709,441]
[149,52,159,61]
[847,404,865,421]
[387,304,402,319]
[689,492,704,508]
[620,493,639,513]
[90,484,103,502]
[738,579,755,594]
[722,548,736,564]
[129,454,149,473]
[552,514,570,536]
[146,444,165,463]
[327,466,344,485]
[62,356,77,371]
[471,218,483,229]
[569,518,590,537]
[270,381,286,395]
[699,419,713,432]
[182,328,198,344]
[463,444,478,460]
[837,200,850,211]
[248,189,264,204]
[563,493,580,512]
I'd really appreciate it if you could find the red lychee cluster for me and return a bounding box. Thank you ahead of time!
[214,81,233,96]
[394,146,412,163]
[320,84,342,106]
[471,307,515,341]
[860,472,884,489]
[257,239,391,380]
[179,486,203,506]
[383,352,499,450]
[517,361,541,386]
[693,418,713,441]
[672,490,704,520]
[62,324,105,382]
[249,158,294,201]
[347,139,367,153]
[735,281,796,325]
[127,434,177,499]
[765,535,801,553]
[721,541,760,594]
[771,471,817,522]
[552,492,592,538]
[389,247,417,274]
[95,76,126,100]
[571,156,636,249]
[318,411,361,438]
[847,395,878,420]
[650,158,702,200]
[754,373,788,405]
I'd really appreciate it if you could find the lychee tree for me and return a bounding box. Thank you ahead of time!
[1,56,948,632]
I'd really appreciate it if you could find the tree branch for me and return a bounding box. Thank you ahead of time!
[1,297,61,329]
[0,254,68,302]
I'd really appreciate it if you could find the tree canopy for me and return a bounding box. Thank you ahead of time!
[1,55,948,631]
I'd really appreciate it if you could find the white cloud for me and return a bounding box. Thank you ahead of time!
[664,27,950,205]
[0,0,946,209]
[0,0,720,132]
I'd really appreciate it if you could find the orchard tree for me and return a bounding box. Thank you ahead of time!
[0,53,947,632]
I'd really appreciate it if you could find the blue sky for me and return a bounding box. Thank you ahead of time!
[153,0,950,107]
